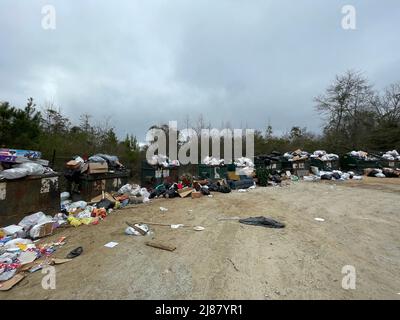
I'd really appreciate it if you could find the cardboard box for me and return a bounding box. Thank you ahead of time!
[178,188,193,198]
[37,222,54,238]
[66,160,81,169]
[88,162,108,174]
[191,191,202,199]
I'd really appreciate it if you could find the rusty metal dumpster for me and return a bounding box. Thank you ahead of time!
[0,173,61,226]
[69,170,130,202]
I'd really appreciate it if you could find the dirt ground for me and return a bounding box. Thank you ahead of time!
[2,177,400,300]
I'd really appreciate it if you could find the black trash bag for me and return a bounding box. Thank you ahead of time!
[218,185,231,193]
[208,183,220,192]
[368,169,380,177]
[95,199,114,210]
[164,189,178,198]
[321,174,332,180]
[149,190,158,199]
[200,187,210,196]
[239,216,285,229]
[271,174,281,183]
[332,172,341,180]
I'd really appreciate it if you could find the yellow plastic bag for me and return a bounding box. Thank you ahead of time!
[68,217,82,227]
[81,218,93,225]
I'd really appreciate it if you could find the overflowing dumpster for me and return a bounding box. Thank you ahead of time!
[379,159,400,169]
[340,151,381,173]
[198,164,227,180]
[0,173,60,226]
[72,171,130,202]
[310,158,340,171]
[140,160,179,189]
[254,153,283,172]
[379,150,400,169]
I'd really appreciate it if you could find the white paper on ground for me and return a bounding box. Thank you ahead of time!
[104,242,119,248]
[314,218,325,222]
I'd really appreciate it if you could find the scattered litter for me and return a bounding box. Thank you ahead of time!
[227,257,239,272]
[18,251,37,265]
[2,225,23,236]
[50,258,72,265]
[239,216,285,229]
[0,273,25,291]
[125,222,149,236]
[159,207,168,212]
[314,218,325,222]
[104,242,118,248]
[171,224,184,229]
[66,246,83,258]
[193,226,205,231]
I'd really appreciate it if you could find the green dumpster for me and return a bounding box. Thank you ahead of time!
[310,158,340,171]
[198,164,227,179]
[340,154,381,173]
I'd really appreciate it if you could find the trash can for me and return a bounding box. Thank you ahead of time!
[379,159,400,169]
[75,170,130,202]
[340,154,381,173]
[254,155,282,171]
[198,164,227,179]
[291,159,311,177]
[310,158,340,171]
[0,173,61,226]
[140,161,179,188]
[280,157,293,172]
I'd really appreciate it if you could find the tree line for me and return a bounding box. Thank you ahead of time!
[1,70,399,174]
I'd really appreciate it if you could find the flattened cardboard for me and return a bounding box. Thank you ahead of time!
[0,273,25,291]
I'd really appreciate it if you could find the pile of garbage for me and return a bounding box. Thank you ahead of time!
[310,150,339,161]
[59,185,152,228]
[234,157,255,176]
[349,150,379,161]
[381,150,400,161]
[283,149,309,162]
[364,168,400,178]
[303,169,363,181]
[65,153,126,175]
[0,211,75,290]
[203,156,224,166]
[147,154,180,168]
[0,148,54,180]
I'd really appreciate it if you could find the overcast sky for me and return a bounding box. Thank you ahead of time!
[1,0,399,140]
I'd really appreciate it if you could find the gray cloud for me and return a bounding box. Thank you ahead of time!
[0,0,399,140]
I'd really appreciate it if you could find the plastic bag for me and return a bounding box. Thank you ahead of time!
[88,155,106,163]
[16,162,45,176]
[18,212,46,229]
[67,201,87,211]
[0,167,29,180]
[60,192,70,201]
[139,188,150,203]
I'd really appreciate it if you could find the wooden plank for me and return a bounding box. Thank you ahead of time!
[145,241,176,252]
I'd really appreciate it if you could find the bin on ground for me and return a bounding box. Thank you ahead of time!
[310,158,340,171]
[290,159,311,177]
[140,161,179,188]
[0,173,61,226]
[340,155,381,173]
[198,164,227,180]
[379,159,400,169]
[73,170,130,202]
